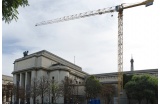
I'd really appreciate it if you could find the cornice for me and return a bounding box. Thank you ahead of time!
[12,67,47,74]
[12,66,88,79]
[13,50,87,74]
[92,69,158,77]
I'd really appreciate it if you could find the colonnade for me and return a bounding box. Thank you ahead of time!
[13,70,36,103]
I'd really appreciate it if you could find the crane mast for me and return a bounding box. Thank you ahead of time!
[118,10,123,103]
[35,0,154,104]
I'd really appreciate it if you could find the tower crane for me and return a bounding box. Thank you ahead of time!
[35,0,154,103]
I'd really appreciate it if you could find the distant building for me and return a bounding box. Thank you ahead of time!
[92,68,157,104]
[2,75,13,104]
[93,69,158,86]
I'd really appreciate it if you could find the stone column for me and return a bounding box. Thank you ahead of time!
[19,73,23,104]
[20,73,22,87]
[13,74,17,84]
[24,72,28,104]
[25,72,28,89]
[30,70,36,104]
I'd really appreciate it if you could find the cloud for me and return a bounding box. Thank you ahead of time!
[2,0,159,76]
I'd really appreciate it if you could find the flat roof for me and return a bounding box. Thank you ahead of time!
[92,69,158,77]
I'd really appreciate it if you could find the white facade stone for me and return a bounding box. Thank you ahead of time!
[31,70,36,81]
[14,57,36,71]
[12,50,88,104]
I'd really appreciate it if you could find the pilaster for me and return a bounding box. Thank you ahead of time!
[31,70,36,84]
[13,74,17,84]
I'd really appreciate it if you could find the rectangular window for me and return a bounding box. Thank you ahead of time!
[52,76,54,79]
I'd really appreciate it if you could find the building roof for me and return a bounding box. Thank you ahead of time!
[92,69,158,77]
[14,50,82,71]
[2,74,13,80]
[2,75,13,84]
[12,50,89,76]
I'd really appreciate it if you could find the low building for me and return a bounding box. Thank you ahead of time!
[2,75,13,104]
[92,69,158,104]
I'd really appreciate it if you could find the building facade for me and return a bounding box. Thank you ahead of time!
[2,75,13,104]
[12,50,88,104]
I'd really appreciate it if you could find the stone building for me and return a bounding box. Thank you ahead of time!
[12,50,88,104]
[2,75,13,104]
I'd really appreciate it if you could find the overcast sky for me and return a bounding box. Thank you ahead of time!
[2,0,159,76]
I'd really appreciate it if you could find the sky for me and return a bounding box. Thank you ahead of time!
[2,0,160,76]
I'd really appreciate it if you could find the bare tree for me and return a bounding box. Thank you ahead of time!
[62,76,77,104]
[100,84,115,104]
[12,81,20,104]
[38,76,48,104]
[46,79,51,104]
[62,76,71,103]
[2,82,14,103]
[11,83,26,104]
[30,78,40,104]
[12,84,17,104]
[19,86,26,104]
[25,84,31,104]
[2,84,5,102]
[50,79,63,103]
[7,82,14,103]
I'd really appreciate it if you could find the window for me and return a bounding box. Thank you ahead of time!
[52,76,54,80]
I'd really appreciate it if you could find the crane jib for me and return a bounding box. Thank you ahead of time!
[35,0,154,26]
